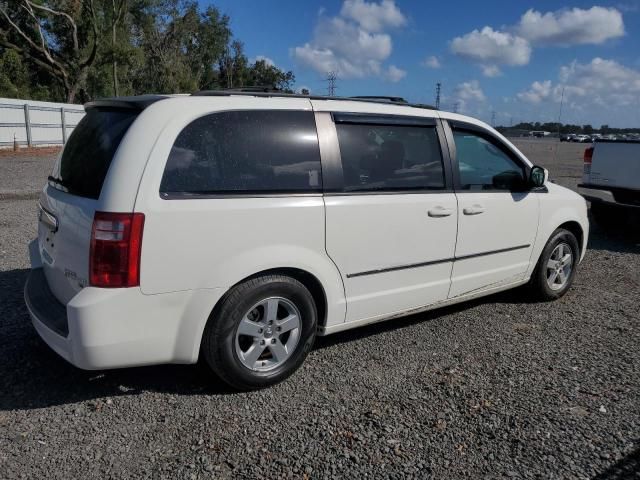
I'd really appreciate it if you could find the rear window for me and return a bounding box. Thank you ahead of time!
[160,110,322,196]
[51,109,138,199]
[336,122,445,192]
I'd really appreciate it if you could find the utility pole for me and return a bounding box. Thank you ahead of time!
[557,86,565,138]
[491,110,496,127]
[325,71,338,96]
[435,82,441,109]
[453,102,459,113]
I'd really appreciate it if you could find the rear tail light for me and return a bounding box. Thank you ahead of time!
[90,212,145,288]
[583,147,594,164]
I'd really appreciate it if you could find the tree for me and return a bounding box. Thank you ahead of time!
[0,0,99,102]
[0,0,297,101]
[0,49,29,97]
[109,0,128,96]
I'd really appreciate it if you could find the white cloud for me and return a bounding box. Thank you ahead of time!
[481,65,501,77]
[384,65,406,82]
[422,55,441,69]
[450,26,531,72]
[516,6,624,46]
[560,58,640,104]
[292,0,406,80]
[454,80,486,102]
[251,55,275,67]
[445,80,486,115]
[449,6,625,77]
[292,18,391,78]
[340,0,406,32]
[516,57,640,123]
[517,80,552,104]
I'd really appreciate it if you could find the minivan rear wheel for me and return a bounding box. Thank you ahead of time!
[202,274,317,390]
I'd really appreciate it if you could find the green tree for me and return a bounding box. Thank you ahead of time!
[0,49,29,97]
[0,0,99,102]
[0,0,297,101]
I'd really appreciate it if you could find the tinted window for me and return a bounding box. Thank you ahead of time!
[160,110,322,194]
[52,109,138,199]
[453,130,525,190]
[336,122,445,192]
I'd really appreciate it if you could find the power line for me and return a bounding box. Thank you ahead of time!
[325,71,338,96]
[435,82,441,110]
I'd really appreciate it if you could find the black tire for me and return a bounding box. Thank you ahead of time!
[202,274,317,390]
[530,228,580,301]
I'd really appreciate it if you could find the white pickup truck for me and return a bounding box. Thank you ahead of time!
[579,140,640,230]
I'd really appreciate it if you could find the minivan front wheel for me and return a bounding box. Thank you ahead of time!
[530,228,580,301]
[202,274,317,390]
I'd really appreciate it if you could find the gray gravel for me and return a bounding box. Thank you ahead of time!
[0,151,56,199]
[1,142,639,479]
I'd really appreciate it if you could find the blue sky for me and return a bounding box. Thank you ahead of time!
[207,0,640,127]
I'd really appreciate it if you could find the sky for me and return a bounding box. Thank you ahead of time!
[206,0,640,127]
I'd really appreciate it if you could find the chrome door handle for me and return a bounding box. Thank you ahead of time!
[463,204,485,215]
[428,206,454,217]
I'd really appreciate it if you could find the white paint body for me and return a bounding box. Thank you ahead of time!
[26,96,589,370]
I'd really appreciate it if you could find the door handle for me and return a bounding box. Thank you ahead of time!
[428,206,454,217]
[463,204,485,215]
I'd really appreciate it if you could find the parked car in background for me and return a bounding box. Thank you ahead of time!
[574,135,592,143]
[25,92,589,390]
[560,134,576,142]
[579,140,640,231]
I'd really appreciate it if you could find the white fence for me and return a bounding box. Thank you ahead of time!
[0,98,85,148]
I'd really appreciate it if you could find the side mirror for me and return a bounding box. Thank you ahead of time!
[529,165,547,188]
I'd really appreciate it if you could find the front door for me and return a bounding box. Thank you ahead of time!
[447,125,539,298]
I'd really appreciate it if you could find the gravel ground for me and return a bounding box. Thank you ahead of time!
[1,141,639,479]
[0,149,57,199]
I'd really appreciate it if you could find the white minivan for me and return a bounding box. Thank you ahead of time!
[25,92,589,389]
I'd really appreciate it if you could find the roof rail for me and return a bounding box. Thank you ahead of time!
[192,90,438,111]
[349,96,408,104]
[219,86,281,93]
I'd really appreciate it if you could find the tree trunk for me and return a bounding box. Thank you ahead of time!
[112,20,119,96]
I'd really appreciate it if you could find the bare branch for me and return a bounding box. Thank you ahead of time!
[25,0,78,51]
[0,4,47,56]
[20,1,58,66]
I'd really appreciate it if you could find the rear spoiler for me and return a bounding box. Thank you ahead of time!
[84,94,172,111]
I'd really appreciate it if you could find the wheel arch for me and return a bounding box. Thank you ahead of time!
[557,220,585,256]
[197,267,330,360]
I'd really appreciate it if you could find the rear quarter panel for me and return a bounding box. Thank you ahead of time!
[132,97,347,328]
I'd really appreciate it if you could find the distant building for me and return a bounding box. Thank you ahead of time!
[528,131,551,138]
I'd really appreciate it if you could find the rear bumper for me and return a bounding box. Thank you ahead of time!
[578,184,640,210]
[24,268,223,370]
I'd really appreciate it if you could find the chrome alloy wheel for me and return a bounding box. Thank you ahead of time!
[546,242,573,291]
[234,297,301,371]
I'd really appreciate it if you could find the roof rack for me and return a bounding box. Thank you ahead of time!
[349,96,408,104]
[192,90,437,110]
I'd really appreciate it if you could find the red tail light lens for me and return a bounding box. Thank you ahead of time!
[584,147,594,164]
[90,212,145,288]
